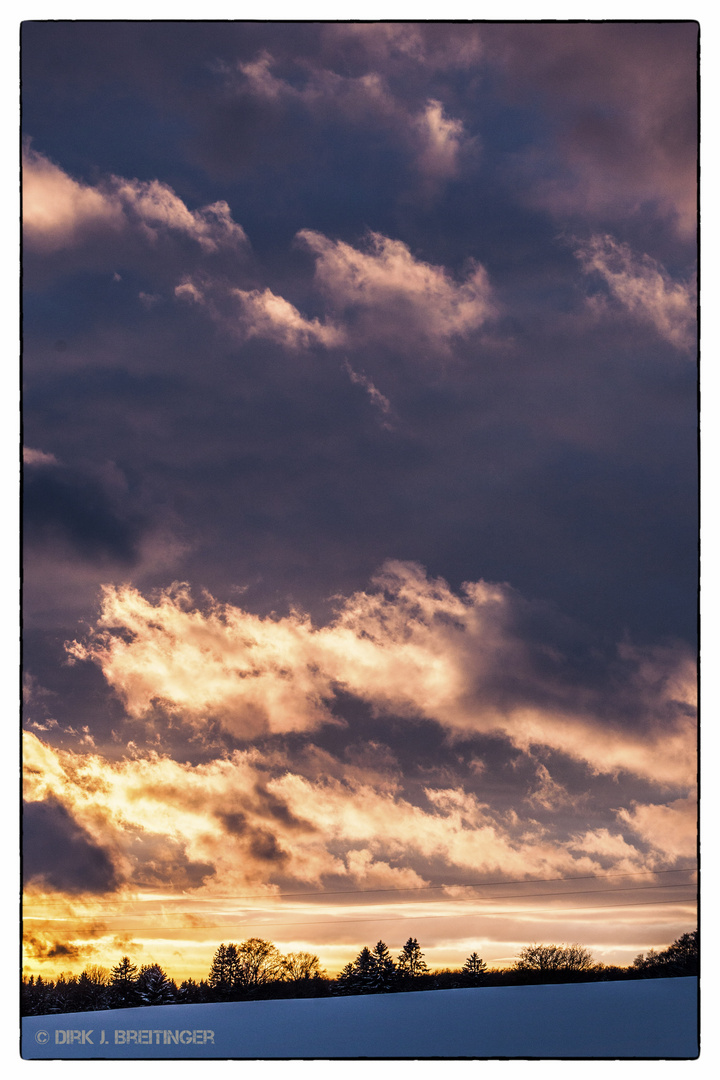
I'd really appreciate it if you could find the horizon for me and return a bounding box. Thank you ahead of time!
[23,922,697,986]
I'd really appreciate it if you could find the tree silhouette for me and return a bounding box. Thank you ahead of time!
[397,937,429,978]
[208,942,241,998]
[462,952,488,983]
[354,946,378,993]
[51,973,77,1013]
[514,943,594,972]
[632,930,698,977]
[177,977,208,1003]
[75,969,108,1011]
[236,938,283,989]
[336,960,359,994]
[110,956,140,1007]
[137,963,176,1005]
[370,940,397,992]
[281,951,325,981]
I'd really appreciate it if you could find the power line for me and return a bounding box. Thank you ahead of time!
[22,895,698,937]
[23,880,698,924]
[23,865,697,910]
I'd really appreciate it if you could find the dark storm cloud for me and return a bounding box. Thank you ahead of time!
[23,796,119,894]
[128,833,215,891]
[24,934,94,964]
[23,464,144,566]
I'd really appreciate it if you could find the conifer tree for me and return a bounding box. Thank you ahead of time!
[397,937,429,978]
[336,960,359,995]
[462,952,488,982]
[371,940,397,992]
[110,956,140,1008]
[354,946,377,993]
[137,963,176,1005]
[208,943,241,998]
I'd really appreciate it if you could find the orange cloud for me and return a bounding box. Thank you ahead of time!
[24,729,642,906]
[67,561,696,787]
[617,797,697,861]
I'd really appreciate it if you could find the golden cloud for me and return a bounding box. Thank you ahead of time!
[67,561,696,786]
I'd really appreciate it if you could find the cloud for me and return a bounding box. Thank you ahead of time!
[230,286,344,349]
[486,23,697,237]
[525,763,578,812]
[574,234,696,350]
[343,361,393,427]
[22,144,248,256]
[325,23,484,71]
[617,796,697,861]
[23,795,119,894]
[24,466,145,567]
[22,144,124,252]
[174,230,495,356]
[24,729,664,909]
[67,561,695,786]
[109,176,248,253]
[175,277,345,348]
[224,50,470,184]
[567,827,645,868]
[414,99,465,180]
[23,447,58,466]
[296,230,496,351]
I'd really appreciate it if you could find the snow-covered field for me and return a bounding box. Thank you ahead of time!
[22,977,698,1060]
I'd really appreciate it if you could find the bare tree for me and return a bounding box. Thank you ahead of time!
[514,943,594,974]
[236,937,283,988]
[281,951,325,981]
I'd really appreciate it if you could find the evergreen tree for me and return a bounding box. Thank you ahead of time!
[178,977,207,1003]
[77,966,111,1011]
[208,942,241,998]
[370,940,397,992]
[50,973,78,1013]
[137,963,176,1005]
[397,937,429,978]
[21,975,35,1016]
[110,956,140,1008]
[462,952,487,983]
[75,971,97,1011]
[353,947,379,993]
[336,960,359,995]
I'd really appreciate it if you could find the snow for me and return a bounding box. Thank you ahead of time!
[22,977,698,1059]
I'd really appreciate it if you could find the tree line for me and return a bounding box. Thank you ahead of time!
[21,929,698,1016]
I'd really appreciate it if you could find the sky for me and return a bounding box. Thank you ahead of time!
[21,18,698,984]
